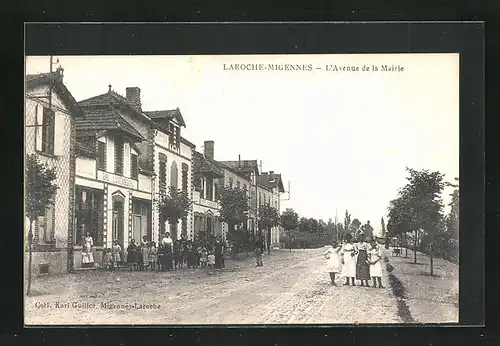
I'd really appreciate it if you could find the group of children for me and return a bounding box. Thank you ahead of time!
[324,235,384,288]
[101,236,217,271]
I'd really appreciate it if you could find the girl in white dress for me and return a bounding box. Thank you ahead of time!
[82,232,94,268]
[367,239,384,288]
[340,233,358,286]
[324,241,342,285]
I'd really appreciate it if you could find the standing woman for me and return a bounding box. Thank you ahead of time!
[324,241,342,285]
[340,234,358,286]
[214,236,225,269]
[161,232,174,271]
[82,231,95,268]
[368,239,384,288]
[355,235,371,286]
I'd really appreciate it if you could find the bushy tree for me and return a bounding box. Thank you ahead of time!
[280,208,299,251]
[157,186,192,240]
[219,186,249,257]
[387,167,446,274]
[344,210,351,236]
[25,154,58,296]
[258,203,280,254]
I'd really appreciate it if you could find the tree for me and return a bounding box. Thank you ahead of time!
[157,186,192,240]
[280,208,299,252]
[381,217,389,249]
[298,217,309,233]
[25,154,58,296]
[387,167,446,273]
[218,186,249,258]
[344,210,351,238]
[257,203,280,254]
[350,218,362,236]
[361,220,374,240]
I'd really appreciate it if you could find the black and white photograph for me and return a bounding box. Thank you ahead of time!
[24,53,460,325]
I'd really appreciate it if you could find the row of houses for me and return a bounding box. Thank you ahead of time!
[25,68,286,274]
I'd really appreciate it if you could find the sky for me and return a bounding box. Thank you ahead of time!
[25,54,459,235]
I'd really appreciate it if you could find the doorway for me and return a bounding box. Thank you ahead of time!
[112,200,124,247]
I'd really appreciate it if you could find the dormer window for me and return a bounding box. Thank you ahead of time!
[169,123,181,148]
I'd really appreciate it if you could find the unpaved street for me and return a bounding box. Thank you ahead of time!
[25,248,400,325]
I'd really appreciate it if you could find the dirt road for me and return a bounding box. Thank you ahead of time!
[25,248,400,325]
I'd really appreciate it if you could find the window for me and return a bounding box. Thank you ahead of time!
[214,182,219,201]
[159,160,167,196]
[175,127,181,147]
[38,107,55,155]
[36,204,55,244]
[259,192,262,206]
[114,135,124,175]
[200,178,205,199]
[228,177,233,188]
[236,181,241,189]
[206,177,214,201]
[131,153,138,179]
[97,141,106,171]
[74,187,104,246]
[170,162,178,189]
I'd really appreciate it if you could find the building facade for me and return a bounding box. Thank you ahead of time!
[78,86,195,243]
[192,142,224,241]
[25,68,83,274]
[73,106,155,268]
[257,172,285,248]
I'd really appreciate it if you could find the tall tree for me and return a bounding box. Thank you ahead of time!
[218,186,249,258]
[361,220,374,240]
[25,154,58,296]
[157,186,192,240]
[258,203,280,254]
[344,210,351,238]
[350,218,362,236]
[281,208,299,252]
[387,167,446,273]
[298,217,309,233]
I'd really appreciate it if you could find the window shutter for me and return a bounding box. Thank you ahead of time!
[97,141,106,171]
[131,154,138,179]
[53,113,65,156]
[35,104,43,152]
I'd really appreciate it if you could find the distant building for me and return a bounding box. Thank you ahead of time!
[192,141,224,241]
[73,102,155,268]
[25,68,83,274]
[257,172,285,247]
[217,158,260,238]
[78,86,195,242]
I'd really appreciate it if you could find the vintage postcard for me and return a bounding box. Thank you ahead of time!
[24,54,459,325]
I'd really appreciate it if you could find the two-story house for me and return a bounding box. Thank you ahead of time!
[217,157,259,237]
[78,86,195,242]
[73,101,155,268]
[25,68,83,274]
[192,141,224,241]
[257,171,285,248]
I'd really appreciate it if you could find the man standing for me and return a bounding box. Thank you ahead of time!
[255,236,263,267]
[214,236,225,269]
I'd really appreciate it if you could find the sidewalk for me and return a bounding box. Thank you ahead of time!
[386,247,459,323]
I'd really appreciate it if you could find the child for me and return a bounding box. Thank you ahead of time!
[112,240,122,271]
[149,241,157,271]
[141,236,150,271]
[196,245,203,268]
[156,244,165,272]
[103,248,113,271]
[207,252,215,269]
[173,241,182,269]
[367,240,384,288]
[127,239,139,271]
[200,247,208,268]
[324,241,342,285]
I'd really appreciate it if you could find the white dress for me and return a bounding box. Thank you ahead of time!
[368,246,383,277]
[324,246,342,273]
[82,236,94,264]
[341,243,357,278]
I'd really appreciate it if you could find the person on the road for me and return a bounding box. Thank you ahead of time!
[255,237,264,267]
[127,239,140,271]
[340,233,358,286]
[82,231,95,268]
[214,236,225,269]
[207,252,215,268]
[368,239,384,288]
[112,240,122,270]
[160,232,174,271]
[149,241,157,271]
[141,236,149,271]
[355,235,371,286]
[324,241,342,285]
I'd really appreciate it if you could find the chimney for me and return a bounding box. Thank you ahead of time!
[126,87,142,111]
[238,155,241,168]
[204,140,214,160]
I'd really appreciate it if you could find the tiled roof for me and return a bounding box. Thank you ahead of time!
[26,70,84,118]
[144,108,186,127]
[74,107,145,142]
[218,160,259,173]
[258,172,285,193]
[193,151,224,178]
